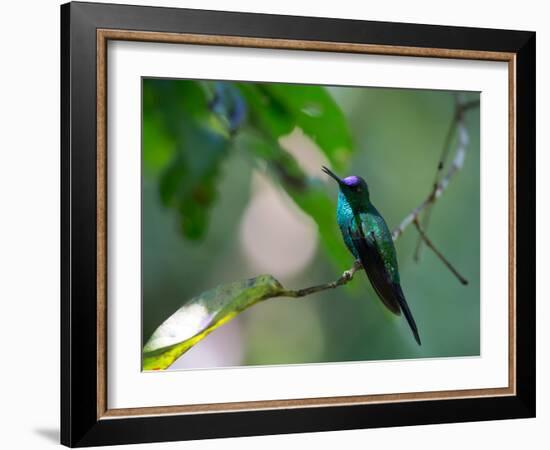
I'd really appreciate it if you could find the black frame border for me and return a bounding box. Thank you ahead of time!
[61,2,535,447]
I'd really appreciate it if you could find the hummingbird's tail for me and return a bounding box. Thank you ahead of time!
[394,284,421,346]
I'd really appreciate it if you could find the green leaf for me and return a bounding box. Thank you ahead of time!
[235,83,295,138]
[142,275,285,370]
[143,78,211,126]
[142,113,177,175]
[159,122,229,240]
[260,83,353,171]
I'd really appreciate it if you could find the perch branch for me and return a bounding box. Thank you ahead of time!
[282,260,363,297]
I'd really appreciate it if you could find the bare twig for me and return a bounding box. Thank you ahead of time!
[412,95,477,260]
[392,107,470,241]
[413,103,457,260]
[413,219,469,285]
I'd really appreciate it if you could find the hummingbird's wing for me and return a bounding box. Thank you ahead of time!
[348,226,401,315]
[349,226,421,345]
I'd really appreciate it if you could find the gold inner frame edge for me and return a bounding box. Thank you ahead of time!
[95,29,517,420]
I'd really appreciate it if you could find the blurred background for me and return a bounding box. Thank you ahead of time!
[142,78,480,370]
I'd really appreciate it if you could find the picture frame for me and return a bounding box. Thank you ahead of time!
[60,1,535,447]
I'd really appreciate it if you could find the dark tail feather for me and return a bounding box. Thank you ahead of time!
[394,284,421,346]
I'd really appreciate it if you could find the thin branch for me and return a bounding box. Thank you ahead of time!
[281,260,363,297]
[413,95,476,260]
[413,219,469,285]
[413,101,457,261]
[460,99,481,112]
[392,107,470,241]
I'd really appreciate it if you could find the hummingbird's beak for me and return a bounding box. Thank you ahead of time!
[321,166,343,185]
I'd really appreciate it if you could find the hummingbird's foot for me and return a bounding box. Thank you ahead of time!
[342,260,363,282]
[342,270,353,281]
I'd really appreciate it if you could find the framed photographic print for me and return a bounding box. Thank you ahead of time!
[60,1,535,447]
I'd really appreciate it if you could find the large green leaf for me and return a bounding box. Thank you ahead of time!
[142,275,286,370]
[236,83,294,138]
[260,83,353,171]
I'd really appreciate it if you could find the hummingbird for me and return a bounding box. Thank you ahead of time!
[322,166,421,345]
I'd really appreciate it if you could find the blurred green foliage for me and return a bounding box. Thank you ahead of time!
[143,79,352,269]
[142,78,480,368]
